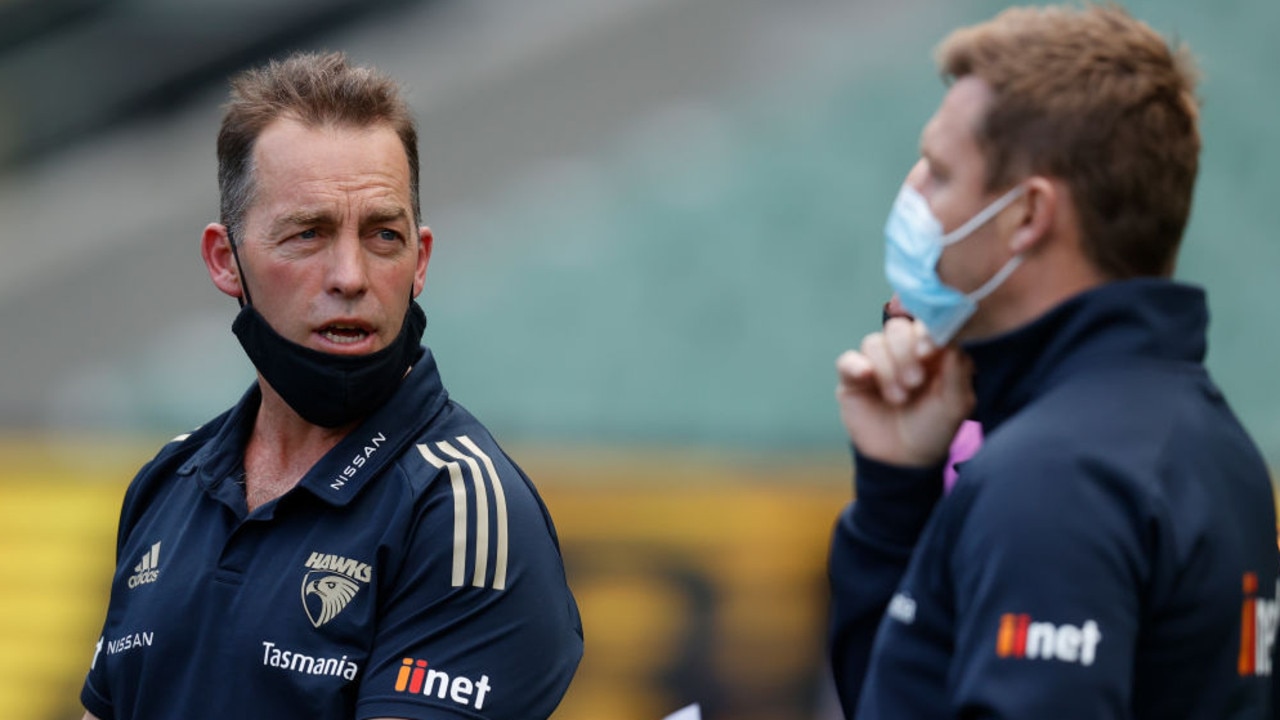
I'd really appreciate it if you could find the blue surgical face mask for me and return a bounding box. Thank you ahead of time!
[884,183,1026,344]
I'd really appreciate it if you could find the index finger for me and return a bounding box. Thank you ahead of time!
[835,349,876,391]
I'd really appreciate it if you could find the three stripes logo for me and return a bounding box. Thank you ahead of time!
[127,542,162,589]
[417,436,509,591]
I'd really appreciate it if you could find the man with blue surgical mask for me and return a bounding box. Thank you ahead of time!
[884,181,1026,346]
[827,5,1279,719]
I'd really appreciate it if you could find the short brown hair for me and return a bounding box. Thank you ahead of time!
[936,4,1200,278]
[216,51,420,240]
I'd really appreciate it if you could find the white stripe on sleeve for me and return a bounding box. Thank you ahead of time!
[456,435,509,591]
[417,444,468,587]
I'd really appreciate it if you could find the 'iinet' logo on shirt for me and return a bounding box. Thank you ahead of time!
[996,613,1103,666]
[394,658,493,710]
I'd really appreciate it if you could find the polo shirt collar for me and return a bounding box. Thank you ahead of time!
[181,345,450,509]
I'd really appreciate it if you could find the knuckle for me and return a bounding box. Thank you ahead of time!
[860,332,885,355]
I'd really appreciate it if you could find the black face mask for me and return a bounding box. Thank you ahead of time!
[232,301,426,428]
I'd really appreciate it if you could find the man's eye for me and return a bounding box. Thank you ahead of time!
[378,229,401,241]
[298,229,319,240]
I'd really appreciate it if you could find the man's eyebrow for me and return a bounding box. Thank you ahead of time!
[270,210,333,235]
[363,207,411,225]
[265,207,411,236]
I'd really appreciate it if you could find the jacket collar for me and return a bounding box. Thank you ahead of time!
[962,278,1207,432]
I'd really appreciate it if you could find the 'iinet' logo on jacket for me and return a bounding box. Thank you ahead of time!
[996,613,1102,666]
[1239,572,1279,677]
[394,658,493,710]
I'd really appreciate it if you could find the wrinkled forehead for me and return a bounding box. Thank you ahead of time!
[249,119,413,205]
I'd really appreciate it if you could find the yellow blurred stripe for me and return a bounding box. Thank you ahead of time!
[0,434,148,720]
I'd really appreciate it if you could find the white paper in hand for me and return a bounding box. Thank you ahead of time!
[662,703,702,720]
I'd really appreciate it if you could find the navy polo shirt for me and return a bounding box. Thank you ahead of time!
[81,348,583,719]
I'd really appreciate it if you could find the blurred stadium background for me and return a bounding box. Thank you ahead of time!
[0,0,1275,718]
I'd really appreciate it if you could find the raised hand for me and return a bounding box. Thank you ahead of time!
[835,317,975,467]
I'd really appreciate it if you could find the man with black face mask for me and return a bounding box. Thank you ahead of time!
[79,51,582,720]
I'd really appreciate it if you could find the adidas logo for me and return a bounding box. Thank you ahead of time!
[127,542,162,589]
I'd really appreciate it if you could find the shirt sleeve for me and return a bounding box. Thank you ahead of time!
[356,445,583,720]
[80,451,162,720]
[828,450,945,716]
[81,646,114,720]
[944,455,1145,718]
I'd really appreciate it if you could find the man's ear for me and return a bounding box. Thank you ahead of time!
[202,223,244,300]
[413,226,433,298]
[1008,176,1056,255]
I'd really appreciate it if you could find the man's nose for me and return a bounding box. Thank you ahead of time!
[327,234,369,298]
[905,159,928,192]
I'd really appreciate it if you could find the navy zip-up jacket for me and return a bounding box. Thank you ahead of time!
[829,279,1279,718]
